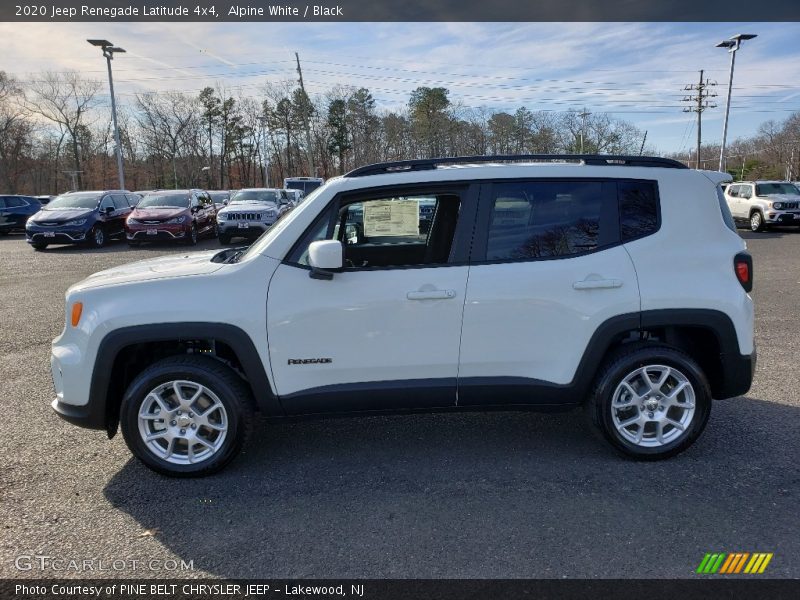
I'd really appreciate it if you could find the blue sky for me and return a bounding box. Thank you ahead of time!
[1,21,799,155]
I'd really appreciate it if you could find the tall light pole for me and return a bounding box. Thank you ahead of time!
[716,33,757,173]
[88,39,126,190]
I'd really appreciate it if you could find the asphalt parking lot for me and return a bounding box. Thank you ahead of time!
[0,230,798,580]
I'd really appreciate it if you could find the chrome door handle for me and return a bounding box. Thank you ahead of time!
[407,289,457,300]
[573,279,623,290]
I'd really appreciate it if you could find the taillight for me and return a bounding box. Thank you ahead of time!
[734,252,753,292]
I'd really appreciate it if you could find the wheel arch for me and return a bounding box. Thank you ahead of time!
[89,322,280,438]
[576,309,751,401]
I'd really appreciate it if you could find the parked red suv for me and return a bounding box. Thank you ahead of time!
[126,189,217,246]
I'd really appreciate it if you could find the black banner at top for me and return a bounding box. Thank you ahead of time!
[3,0,800,22]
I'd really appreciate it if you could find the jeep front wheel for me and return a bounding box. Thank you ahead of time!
[750,211,766,232]
[120,355,255,476]
[587,345,711,460]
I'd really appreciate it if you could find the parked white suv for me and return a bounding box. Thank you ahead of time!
[51,155,755,476]
[724,180,800,231]
[216,188,292,244]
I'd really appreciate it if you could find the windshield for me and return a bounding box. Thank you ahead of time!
[756,183,800,196]
[46,193,100,210]
[239,185,327,262]
[137,193,191,208]
[231,190,279,203]
[286,180,322,194]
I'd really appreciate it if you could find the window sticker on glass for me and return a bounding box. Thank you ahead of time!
[363,199,420,237]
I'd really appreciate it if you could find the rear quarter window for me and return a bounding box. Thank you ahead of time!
[618,181,659,242]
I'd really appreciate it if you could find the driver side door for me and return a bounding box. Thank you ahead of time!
[266,184,478,415]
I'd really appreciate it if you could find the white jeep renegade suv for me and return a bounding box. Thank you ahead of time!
[51,155,755,476]
[724,180,800,231]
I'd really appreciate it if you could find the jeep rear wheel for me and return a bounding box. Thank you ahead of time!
[120,355,255,477]
[750,211,765,232]
[587,345,711,460]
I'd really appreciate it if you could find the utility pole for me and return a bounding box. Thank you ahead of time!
[579,108,591,154]
[716,34,757,172]
[62,170,83,192]
[295,52,315,176]
[639,130,648,156]
[682,70,717,170]
[258,115,270,187]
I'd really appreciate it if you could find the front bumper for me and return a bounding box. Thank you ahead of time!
[127,227,187,241]
[765,211,800,224]
[218,220,272,236]
[27,227,88,244]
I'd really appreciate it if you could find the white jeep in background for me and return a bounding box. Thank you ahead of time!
[51,155,755,476]
[724,180,800,231]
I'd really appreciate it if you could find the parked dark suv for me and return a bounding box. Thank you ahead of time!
[25,190,136,250]
[0,195,41,234]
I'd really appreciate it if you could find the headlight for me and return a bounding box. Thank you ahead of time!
[165,216,186,224]
[217,213,227,221]
[773,202,784,210]
[127,218,140,225]
[65,218,87,226]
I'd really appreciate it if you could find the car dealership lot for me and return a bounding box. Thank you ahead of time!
[0,232,798,579]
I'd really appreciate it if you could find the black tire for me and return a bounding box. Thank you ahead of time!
[87,225,106,248]
[219,232,231,245]
[749,211,766,232]
[186,223,198,246]
[119,355,256,477]
[31,241,48,250]
[586,344,712,460]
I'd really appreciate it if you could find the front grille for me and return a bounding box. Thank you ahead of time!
[781,202,799,209]
[38,222,62,227]
[141,220,163,224]
[227,212,263,221]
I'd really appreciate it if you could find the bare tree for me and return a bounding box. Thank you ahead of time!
[24,71,101,189]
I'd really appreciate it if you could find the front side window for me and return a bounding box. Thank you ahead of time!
[112,194,129,209]
[5,197,26,208]
[289,192,462,269]
[485,181,606,260]
[99,196,115,211]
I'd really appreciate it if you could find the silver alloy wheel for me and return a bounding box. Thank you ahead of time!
[137,380,228,465]
[94,227,104,246]
[611,364,696,448]
[750,212,761,231]
[190,224,197,243]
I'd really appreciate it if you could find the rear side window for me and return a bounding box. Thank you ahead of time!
[112,194,130,209]
[716,185,736,232]
[485,181,609,260]
[618,181,659,242]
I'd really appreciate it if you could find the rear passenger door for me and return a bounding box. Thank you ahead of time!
[457,179,645,406]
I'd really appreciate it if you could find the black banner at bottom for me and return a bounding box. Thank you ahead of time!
[2,579,800,600]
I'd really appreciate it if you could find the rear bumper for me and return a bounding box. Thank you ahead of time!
[716,347,757,399]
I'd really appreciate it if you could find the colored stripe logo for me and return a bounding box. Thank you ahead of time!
[696,552,773,574]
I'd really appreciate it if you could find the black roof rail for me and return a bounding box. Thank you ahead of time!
[343,154,688,177]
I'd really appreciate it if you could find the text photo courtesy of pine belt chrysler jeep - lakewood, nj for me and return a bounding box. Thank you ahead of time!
[50,155,754,476]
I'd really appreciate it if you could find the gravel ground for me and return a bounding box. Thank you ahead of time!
[0,229,798,579]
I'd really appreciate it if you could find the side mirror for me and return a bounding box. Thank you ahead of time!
[223,199,229,205]
[308,240,343,280]
[104,206,114,214]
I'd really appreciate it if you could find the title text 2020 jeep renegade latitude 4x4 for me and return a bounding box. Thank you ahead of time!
[51,155,755,476]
